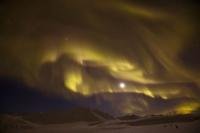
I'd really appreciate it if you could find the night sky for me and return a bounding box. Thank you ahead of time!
[0,0,200,116]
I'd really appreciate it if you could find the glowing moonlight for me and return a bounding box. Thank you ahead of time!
[119,82,126,89]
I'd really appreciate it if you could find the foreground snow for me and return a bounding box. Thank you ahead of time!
[3,119,200,133]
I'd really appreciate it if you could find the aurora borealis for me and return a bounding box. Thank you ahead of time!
[0,0,200,116]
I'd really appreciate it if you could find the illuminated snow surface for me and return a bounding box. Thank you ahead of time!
[2,116,200,133]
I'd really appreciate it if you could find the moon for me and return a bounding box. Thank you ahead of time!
[119,82,126,89]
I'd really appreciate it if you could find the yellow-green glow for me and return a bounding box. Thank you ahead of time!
[109,61,134,72]
[60,41,155,84]
[133,87,155,98]
[114,1,164,19]
[41,50,58,63]
[65,43,106,64]
[64,70,82,93]
[4,0,198,116]
[175,102,200,115]
[39,1,197,101]
[64,68,91,96]
[60,42,197,100]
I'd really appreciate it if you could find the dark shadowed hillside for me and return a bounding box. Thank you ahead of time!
[0,77,75,113]
[13,107,113,124]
